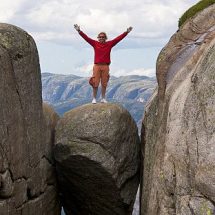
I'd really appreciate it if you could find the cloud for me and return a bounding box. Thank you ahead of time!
[72,62,155,78]
[128,68,155,77]
[74,63,94,76]
[112,67,155,77]
[0,0,27,22]
[1,0,199,48]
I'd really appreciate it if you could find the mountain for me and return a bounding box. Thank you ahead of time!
[42,72,157,131]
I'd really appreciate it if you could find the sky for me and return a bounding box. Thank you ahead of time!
[0,0,199,77]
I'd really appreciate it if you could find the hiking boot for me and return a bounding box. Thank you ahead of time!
[92,98,97,104]
[101,98,107,103]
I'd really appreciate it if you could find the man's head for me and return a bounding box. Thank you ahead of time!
[97,32,107,43]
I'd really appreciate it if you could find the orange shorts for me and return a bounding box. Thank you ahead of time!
[92,64,110,88]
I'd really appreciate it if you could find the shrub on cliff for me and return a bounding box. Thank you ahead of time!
[179,0,215,27]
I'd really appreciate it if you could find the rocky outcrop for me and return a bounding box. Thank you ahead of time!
[43,102,60,158]
[54,103,140,215]
[140,4,215,215]
[156,4,215,100]
[0,23,60,214]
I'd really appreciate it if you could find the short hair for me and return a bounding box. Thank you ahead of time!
[97,32,108,39]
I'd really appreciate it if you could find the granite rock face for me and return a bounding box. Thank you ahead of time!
[0,23,60,214]
[54,103,140,215]
[140,5,215,215]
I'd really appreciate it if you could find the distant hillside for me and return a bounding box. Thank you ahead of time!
[42,72,157,131]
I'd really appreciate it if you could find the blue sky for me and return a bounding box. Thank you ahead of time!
[0,0,199,77]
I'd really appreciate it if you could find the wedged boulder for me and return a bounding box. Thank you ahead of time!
[54,103,140,215]
[0,23,60,214]
[140,4,215,215]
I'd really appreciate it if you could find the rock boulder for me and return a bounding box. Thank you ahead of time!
[54,103,140,215]
[0,23,60,214]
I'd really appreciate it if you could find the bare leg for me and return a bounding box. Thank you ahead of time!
[101,85,106,98]
[93,87,98,99]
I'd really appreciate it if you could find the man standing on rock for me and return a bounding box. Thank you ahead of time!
[74,24,132,104]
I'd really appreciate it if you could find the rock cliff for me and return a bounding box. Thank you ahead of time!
[141,4,215,215]
[0,23,60,214]
[54,103,140,215]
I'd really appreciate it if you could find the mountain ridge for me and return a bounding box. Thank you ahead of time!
[42,72,157,131]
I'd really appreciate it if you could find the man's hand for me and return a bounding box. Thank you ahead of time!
[74,24,80,32]
[126,26,133,33]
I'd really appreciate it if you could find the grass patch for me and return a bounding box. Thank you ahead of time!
[178,0,215,27]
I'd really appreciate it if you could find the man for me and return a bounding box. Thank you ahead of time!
[74,24,132,104]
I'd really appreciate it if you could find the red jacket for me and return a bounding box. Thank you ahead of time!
[79,31,128,64]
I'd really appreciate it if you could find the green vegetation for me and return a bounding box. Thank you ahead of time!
[178,0,215,27]
[200,201,213,215]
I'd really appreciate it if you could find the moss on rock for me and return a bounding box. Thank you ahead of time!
[179,0,215,27]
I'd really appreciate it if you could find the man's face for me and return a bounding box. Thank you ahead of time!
[97,34,107,43]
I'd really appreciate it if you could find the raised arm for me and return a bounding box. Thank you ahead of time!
[74,24,95,47]
[110,26,133,47]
